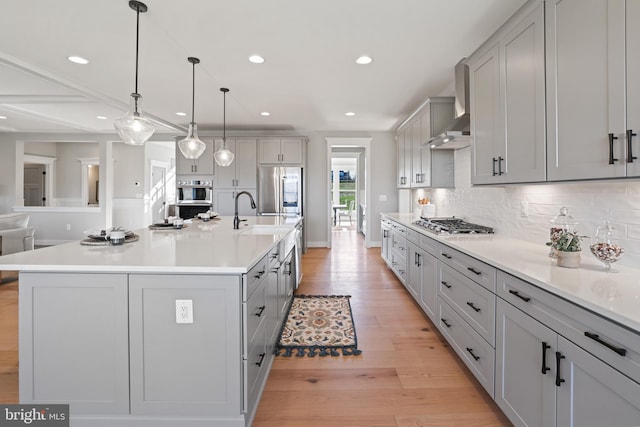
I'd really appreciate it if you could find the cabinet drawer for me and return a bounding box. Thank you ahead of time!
[390,250,407,283]
[245,255,268,300]
[438,245,496,292]
[391,222,407,236]
[439,263,496,346]
[497,271,640,384]
[438,299,495,397]
[246,280,267,344]
[407,229,422,245]
[391,233,407,258]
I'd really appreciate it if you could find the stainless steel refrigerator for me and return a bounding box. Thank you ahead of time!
[257,166,303,216]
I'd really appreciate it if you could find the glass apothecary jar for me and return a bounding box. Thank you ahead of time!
[549,207,578,258]
[590,220,624,270]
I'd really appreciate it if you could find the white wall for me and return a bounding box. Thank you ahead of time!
[412,147,640,266]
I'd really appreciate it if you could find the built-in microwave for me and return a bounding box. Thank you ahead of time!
[178,185,212,202]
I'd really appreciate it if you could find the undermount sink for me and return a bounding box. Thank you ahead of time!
[239,225,293,235]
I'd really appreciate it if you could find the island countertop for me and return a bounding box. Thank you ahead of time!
[0,215,301,274]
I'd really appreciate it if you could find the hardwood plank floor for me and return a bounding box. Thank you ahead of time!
[0,230,511,426]
[253,228,512,427]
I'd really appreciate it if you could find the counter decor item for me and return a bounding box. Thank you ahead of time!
[546,229,583,268]
[590,220,624,270]
[81,227,138,246]
[548,207,577,258]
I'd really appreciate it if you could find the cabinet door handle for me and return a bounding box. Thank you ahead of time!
[285,261,292,276]
[627,130,637,163]
[584,332,627,356]
[441,318,452,328]
[442,253,452,259]
[541,342,551,374]
[555,351,565,386]
[255,305,266,317]
[467,267,482,276]
[466,301,481,312]
[492,157,498,176]
[256,352,266,367]
[498,156,504,175]
[609,133,619,164]
[383,230,388,238]
[254,270,265,279]
[508,289,531,302]
[441,281,452,289]
[466,347,480,361]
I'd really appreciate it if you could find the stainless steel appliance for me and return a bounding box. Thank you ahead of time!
[177,182,213,219]
[257,166,303,216]
[413,217,494,235]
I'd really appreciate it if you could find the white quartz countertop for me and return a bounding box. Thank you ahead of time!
[383,213,640,334]
[0,216,301,274]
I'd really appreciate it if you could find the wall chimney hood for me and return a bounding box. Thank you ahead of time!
[427,58,470,149]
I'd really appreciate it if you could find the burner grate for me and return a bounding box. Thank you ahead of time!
[414,217,494,234]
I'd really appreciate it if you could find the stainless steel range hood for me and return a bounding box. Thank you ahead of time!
[426,58,470,149]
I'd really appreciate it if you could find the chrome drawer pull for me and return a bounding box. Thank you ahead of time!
[584,332,627,356]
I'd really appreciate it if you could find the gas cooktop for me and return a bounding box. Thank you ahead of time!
[413,217,494,235]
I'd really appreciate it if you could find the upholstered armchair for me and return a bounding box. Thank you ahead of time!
[0,213,35,256]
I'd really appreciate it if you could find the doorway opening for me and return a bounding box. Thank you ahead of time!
[325,137,372,249]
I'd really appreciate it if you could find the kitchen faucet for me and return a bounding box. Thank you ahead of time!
[234,191,256,229]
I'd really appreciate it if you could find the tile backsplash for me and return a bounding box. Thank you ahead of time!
[411,148,640,266]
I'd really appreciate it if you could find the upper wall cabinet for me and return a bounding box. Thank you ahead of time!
[176,138,214,175]
[213,139,257,189]
[397,97,455,189]
[469,1,546,184]
[546,0,640,180]
[258,138,305,165]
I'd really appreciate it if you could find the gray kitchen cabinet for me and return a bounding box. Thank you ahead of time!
[176,138,215,175]
[396,128,411,188]
[389,222,408,283]
[128,274,242,417]
[470,1,545,184]
[397,97,455,189]
[497,270,640,427]
[406,241,421,299]
[381,218,392,264]
[406,229,439,322]
[214,189,257,216]
[546,0,636,180]
[496,298,557,427]
[19,273,130,415]
[628,0,640,177]
[556,335,640,427]
[258,138,304,165]
[213,138,257,189]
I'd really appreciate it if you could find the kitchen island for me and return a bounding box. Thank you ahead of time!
[0,215,302,427]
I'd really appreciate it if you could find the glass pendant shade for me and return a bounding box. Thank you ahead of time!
[178,122,206,159]
[214,140,235,166]
[114,93,155,145]
[214,87,235,167]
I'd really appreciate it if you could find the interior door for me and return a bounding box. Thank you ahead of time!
[151,165,167,223]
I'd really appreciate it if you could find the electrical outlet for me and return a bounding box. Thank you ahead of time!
[379,194,387,202]
[520,201,529,218]
[65,224,71,231]
[175,300,193,324]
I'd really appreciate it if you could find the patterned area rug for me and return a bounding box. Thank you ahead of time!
[276,295,362,357]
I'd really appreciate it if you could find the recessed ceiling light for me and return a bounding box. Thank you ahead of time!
[249,55,265,64]
[261,112,270,116]
[68,56,89,65]
[0,115,7,119]
[96,116,107,120]
[355,56,373,65]
[176,112,187,116]
[345,112,356,116]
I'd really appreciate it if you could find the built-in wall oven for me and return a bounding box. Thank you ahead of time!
[177,181,213,219]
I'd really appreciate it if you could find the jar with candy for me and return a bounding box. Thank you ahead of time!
[590,220,624,270]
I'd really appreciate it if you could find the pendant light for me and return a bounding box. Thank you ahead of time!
[214,88,235,167]
[113,1,155,146]
[178,57,207,159]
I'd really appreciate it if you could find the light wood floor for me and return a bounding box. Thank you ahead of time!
[0,232,511,426]
[253,229,512,427]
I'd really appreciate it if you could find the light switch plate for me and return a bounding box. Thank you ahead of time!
[175,299,193,324]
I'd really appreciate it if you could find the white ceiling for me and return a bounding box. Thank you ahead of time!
[0,0,526,136]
